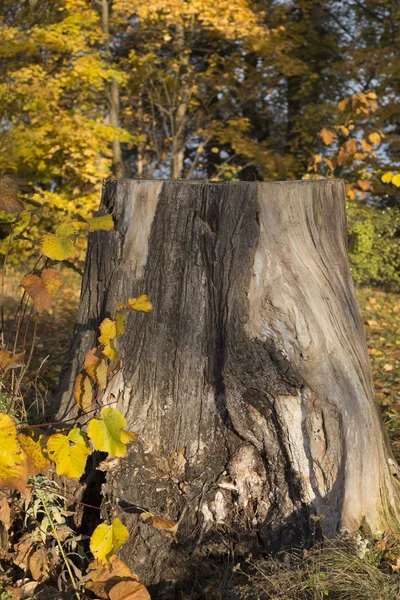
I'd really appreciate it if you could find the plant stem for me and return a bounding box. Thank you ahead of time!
[38,490,81,599]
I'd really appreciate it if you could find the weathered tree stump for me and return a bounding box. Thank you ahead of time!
[55,179,400,593]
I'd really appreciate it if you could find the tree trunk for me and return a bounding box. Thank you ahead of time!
[55,179,400,594]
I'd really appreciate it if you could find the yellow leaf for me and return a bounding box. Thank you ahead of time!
[0,350,25,372]
[392,174,400,187]
[381,172,393,184]
[127,295,153,313]
[18,432,50,477]
[197,146,204,153]
[41,234,75,261]
[74,374,93,413]
[88,214,114,231]
[20,269,63,314]
[0,413,28,494]
[319,128,335,145]
[345,138,358,154]
[369,132,381,146]
[115,312,126,337]
[56,221,81,237]
[103,339,118,362]
[85,347,108,390]
[90,518,129,564]
[99,318,117,345]
[109,580,151,600]
[211,147,219,153]
[337,126,349,137]
[361,138,373,153]
[0,177,25,214]
[87,408,136,457]
[47,428,92,479]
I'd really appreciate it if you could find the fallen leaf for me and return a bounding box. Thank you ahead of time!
[109,579,151,600]
[140,512,178,539]
[29,547,51,582]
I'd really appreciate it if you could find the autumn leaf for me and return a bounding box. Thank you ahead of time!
[392,174,400,187]
[18,431,50,477]
[20,268,63,313]
[0,413,28,494]
[85,347,108,389]
[140,512,178,539]
[55,221,80,237]
[357,180,371,191]
[127,295,153,313]
[90,518,129,564]
[29,548,51,582]
[319,128,335,145]
[86,555,136,598]
[0,350,25,372]
[368,132,381,146]
[116,312,126,337]
[381,172,393,184]
[88,214,114,231]
[74,373,93,413]
[109,580,151,600]
[47,428,92,479]
[41,233,75,261]
[0,177,25,214]
[87,407,135,457]
[99,319,118,360]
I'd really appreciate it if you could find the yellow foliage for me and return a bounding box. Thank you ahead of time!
[18,432,50,477]
[41,234,75,261]
[98,319,117,345]
[382,172,393,184]
[392,174,400,188]
[89,518,129,564]
[74,373,93,413]
[85,347,108,390]
[87,408,136,457]
[88,214,115,231]
[47,428,92,479]
[0,413,28,494]
[127,295,153,313]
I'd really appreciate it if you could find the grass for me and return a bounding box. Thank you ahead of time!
[236,536,400,599]
[356,287,400,458]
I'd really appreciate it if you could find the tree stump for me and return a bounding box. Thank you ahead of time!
[55,179,400,592]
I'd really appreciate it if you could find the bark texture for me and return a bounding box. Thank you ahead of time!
[55,179,400,592]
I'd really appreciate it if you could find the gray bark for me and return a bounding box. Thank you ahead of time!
[54,179,400,593]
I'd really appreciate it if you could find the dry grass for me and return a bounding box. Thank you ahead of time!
[235,537,400,600]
